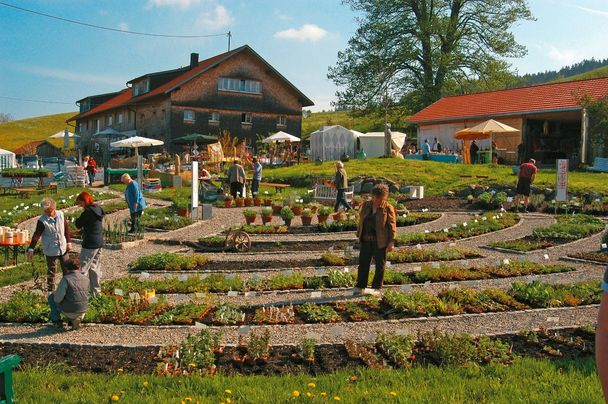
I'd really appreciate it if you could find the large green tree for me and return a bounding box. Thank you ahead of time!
[329,0,534,112]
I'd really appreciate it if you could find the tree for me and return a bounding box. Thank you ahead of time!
[328,0,534,113]
[579,94,608,159]
[0,113,13,123]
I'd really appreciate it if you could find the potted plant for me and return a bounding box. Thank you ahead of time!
[301,208,313,226]
[272,201,283,215]
[317,206,332,224]
[261,207,273,224]
[235,197,245,207]
[351,195,363,208]
[280,206,295,227]
[243,209,257,225]
[174,198,190,217]
[263,197,273,206]
[224,195,234,208]
[253,196,262,206]
[244,197,253,207]
[291,202,303,216]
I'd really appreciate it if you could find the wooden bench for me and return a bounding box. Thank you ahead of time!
[0,354,20,404]
[259,182,291,193]
[14,188,37,199]
[312,185,354,204]
[587,157,608,173]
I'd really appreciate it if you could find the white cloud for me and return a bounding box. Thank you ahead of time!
[146,0,201,10]
[547,45,581,66]
[574,5,608,18]
[195,4,233,31]
[274,24,328,42]
[15,65,124,86]
[118,22,129,31]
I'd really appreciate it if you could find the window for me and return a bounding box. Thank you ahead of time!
[277,115,287,127]
[133,79,150,96]
[107,115,113,126]
[209,111,220,123]
[117,113,123,124]
[241,113,252,124]
[184,110,195,122]
[218,77,262,94]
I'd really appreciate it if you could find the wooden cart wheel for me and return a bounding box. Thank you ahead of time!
[225,230,251,252]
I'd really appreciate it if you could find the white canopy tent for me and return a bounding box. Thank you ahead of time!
[48,130,77,139]
[0,148,16,170]
[310,125,360,161]
[263,131,301,143]
[358,132,408,158]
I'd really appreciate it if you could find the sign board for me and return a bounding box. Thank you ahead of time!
[191,161,199,220]
[556,159,568,202]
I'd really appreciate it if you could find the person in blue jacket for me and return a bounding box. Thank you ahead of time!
[121,173,147,232]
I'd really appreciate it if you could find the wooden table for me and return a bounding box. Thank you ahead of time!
[260,182,291,193]
[14,188,37,199]
[0,241,30,266]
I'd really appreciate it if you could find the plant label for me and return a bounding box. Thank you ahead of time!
[412,266,422,272]
[310,291,322,299]
[415,244,422,250]
[424,230,430,233]
[128,292,140,301]
[227,291,239,297]
[546,317,559,323]
[400,285,412,292]
[424,281,431,285]
[482,217,487,221]
[544,254,550,260]
[343,267,350,273]
[451,224,458,228]
[495,260,502,267]
[330,325,344,337]
[198,274,207,280]
[114,288,124,296]
[386,261,392,267]
[328,246,334,252]
[244,291,256,298]
[344,290,355,296]
[503,259,510,265]
[282,270,293,276]
[602,243,608,251]
[238,326,251,335]
[518,256,527,262]
[432,262,440,269]
[443,228,449,233]
[194,322,207,329]
[179,274,188,282]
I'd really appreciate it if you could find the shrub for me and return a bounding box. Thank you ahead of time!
[280,206,295,221]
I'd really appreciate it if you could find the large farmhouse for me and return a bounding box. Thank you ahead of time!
[408,77,608,166]
[69,45,314,154]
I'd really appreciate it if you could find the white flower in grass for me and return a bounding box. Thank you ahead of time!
[61,199,67,204]
[20,203,24,207]
[8,212,12,216]
[164,217,169,221]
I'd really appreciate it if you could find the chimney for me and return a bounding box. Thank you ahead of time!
[190,53,199,69]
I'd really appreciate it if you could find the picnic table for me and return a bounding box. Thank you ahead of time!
[0,240,30,266]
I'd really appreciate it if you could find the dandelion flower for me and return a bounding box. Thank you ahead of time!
[292,390,301,398]
[184,398,193,402]
[226,399,232,404]
[389,391,397,397]
[224,389,232,395]
[143,381,149,388]
[306,392,314,398]
[307,383,316,389]
[320,393,327,397]
[348,375,358,382]
[116,368,123,373]
[333,397,341,401]
[111,395,120,402]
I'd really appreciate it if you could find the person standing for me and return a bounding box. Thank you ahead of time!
[82,156,90,185]
[227,159,246,198]
[74,191,104,296]
[513,158,538,212]
[121,174,147,232]
[432,137,442,153]
[86,156,97,185]
[27,198,72,292]
[48,256,89,330]
[422,139,431,160]
[251,157,262,197]
[333,161,351,212]
[470,140,479,164]
[355,184,397,296]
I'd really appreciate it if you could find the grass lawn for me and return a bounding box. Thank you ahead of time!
[13,357,602,403]
[0,112,76,152]
[264,159,608,197]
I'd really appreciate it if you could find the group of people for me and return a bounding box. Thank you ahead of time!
[226,158,263,198]
[82,155,97,185]
[26,173,147,330]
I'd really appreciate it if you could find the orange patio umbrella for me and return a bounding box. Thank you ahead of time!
[454,119,519,141]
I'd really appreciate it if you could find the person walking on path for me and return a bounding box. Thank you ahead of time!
[355,184,397,296]
[227,159,246,198]
[86,156,97,185]
[333,161,351,212]
[74,191,104,296]
[422,139,431,160]
[121,173,147,233]
[48,255,89,330]
[27,198,72,292]
[513,158,538,212]
[470,140,479,164]
[251,157,262,197]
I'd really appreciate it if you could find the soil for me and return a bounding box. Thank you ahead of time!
[2,327,593,375]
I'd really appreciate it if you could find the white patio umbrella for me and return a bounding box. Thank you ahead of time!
[263,131,301,143]
[110,136,164,157]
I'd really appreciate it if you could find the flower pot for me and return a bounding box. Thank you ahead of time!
[245,216,256,225]
[262,215,272,224]
[272,205,283,215]
[292,206,303,216]
[244,198,253,207]
[224,200,234,208]
[283,218,292,227]
[177,207,190,217]
[301,216,313,226]
[235,199,245,207]
[317,214,328,224]
[263,199,272,206]
[253,198,262,207]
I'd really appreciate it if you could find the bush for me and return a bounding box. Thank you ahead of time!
[280,206,295,221]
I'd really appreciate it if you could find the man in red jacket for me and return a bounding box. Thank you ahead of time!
[514,158,538,212]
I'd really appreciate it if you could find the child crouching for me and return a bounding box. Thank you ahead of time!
[48,255,89,330]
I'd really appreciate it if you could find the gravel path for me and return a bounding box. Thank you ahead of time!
[0,305,597,346]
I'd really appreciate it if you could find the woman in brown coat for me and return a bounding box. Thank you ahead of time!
[355,184,397,295]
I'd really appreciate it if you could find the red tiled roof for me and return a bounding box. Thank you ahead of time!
[409,77,608,124]
[69,88,132,122]
[14,140,57,155]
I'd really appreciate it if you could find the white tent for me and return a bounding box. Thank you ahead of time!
[110,136,164,157]
[48,130,77,139]
[358,132,408,158]
[0,148,16,170]
[263,131,301,143]
[310,125,360,161]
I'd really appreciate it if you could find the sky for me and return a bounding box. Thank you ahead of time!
[1,0,608,120]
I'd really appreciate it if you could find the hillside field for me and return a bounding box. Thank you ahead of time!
[0,112,76,152]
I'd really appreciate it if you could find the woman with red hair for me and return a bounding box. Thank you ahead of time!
[75,191,104,296]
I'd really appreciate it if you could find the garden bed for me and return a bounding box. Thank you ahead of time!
[566,251,608,265]
[489,214,605,252]
[140,206,192,231]
[0,326,594,376]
